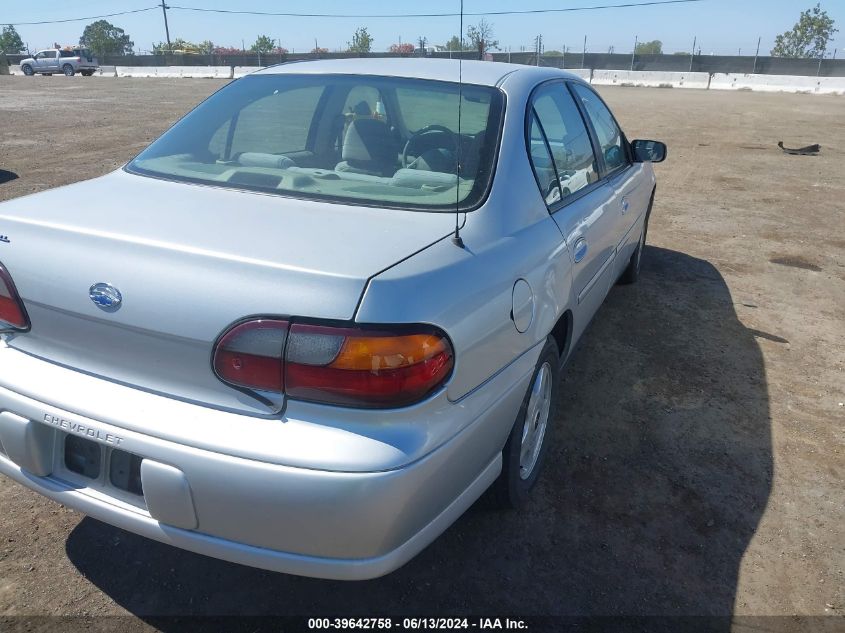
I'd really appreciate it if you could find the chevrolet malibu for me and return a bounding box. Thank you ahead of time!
[0,59,665,580]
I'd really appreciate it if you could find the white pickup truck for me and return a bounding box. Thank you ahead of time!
[19,48,99,76]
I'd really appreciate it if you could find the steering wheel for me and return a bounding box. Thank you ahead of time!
[402,125,460,168]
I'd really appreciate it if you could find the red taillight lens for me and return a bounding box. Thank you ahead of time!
[212,319,288,392]
[212,319,454,407]
[285,324,453,408]
[0,263,29,332]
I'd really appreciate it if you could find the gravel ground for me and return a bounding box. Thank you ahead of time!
[0,77,842,629]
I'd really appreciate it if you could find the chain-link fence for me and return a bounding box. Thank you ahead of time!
[5,50,844,77]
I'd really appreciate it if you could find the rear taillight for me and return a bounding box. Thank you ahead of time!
[212,320,454,408]
[0,263,29,332]
[212,319,288,392]
[285,323,453,408]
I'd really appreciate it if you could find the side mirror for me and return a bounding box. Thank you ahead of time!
[631,139,667,163]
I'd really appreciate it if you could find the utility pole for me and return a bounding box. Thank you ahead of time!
[690,36,696,72]
[581,35,586,69]
[631,35,637,71]
[160,0,171,53]
[562,44,565,69]
[752,36,761,74]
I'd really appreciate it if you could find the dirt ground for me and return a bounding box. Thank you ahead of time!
[0,77,842,628]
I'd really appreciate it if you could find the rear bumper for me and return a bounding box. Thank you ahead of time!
[0,441,500,580]
[0,346,537,579]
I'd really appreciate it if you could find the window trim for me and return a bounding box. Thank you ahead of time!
[566,81,633,179]
[523,78,605,215]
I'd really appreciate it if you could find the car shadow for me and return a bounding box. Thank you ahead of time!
[0,170,19,184]
[65,246,771,624]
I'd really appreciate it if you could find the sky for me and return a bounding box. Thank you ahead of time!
[3,0,844,56]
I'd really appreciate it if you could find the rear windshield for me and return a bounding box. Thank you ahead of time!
[127,74,505,211]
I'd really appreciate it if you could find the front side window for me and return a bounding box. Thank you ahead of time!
[128,74,505,211]
[571,84,628,174]
[527,83,598,205]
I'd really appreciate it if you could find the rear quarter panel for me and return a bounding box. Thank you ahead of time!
[357,70,576,404]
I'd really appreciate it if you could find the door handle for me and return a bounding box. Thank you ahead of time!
[621,197,630,214]
[573,238,588,263]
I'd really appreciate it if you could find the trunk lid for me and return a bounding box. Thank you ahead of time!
[0,170,453,414]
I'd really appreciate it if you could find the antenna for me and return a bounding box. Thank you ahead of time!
[451,0,465,249]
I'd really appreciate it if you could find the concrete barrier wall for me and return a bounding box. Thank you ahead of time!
[233,66,266,78]
[5,66,843,95]
[592,70,711,89]
[710,73,845,95]
[567,68,592,82]
[115,66,232,78]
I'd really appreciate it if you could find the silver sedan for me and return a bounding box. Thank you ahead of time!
[0,58,665,579]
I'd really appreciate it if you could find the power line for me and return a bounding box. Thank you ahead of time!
[167,0,705,19]
[7,6,159,26]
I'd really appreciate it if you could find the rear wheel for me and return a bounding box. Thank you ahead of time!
[488,335,560,508]
[62,64,75,77]
[21,64,34,76]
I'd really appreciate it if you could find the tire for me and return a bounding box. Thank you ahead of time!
[62,64,75,77]
[617,192,654,285]
[488,335,560,509]
[21,64,34,76]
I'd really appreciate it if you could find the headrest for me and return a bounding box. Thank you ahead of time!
[342,118,395,166]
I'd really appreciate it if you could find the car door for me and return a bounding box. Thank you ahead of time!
[42,50,59,72]
[569,83,653,279]
[526,81,617,342]
[33,52,48,72]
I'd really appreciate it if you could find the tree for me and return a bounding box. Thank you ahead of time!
[348,27,373,54]
[466,19,499,57]
[79,20,133,57]
[251,35,276,54]
[198,40,214,55]
[635,40,663,55]
[212,46,245,56]
[772,3,837,58]
[0,25,24,54]
[153,38,201,54]
[311,46,329,54]
[389,42,415,55]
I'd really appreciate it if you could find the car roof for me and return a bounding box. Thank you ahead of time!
[254,58,583,87]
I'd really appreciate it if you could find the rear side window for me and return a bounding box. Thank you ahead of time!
[527,115,562,206]
[570,84,628,174]
[527,83,598,205]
